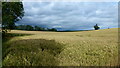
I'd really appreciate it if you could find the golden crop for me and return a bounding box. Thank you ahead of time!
[4,28,118,66]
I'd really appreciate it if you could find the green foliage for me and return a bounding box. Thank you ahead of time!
[25,25,34,31]
[15,25,26,30]
[2,2,24,34]
[15,25,33,31]
[34,26,41,31]
[15,25,57,31]
[47,28,57,31]
[3,38,64,66]
[2,2,24,38]
[94,24,100,30]
[34,25,45,31]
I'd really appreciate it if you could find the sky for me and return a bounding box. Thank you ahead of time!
[16,2,118,31]
[22,0,119,2]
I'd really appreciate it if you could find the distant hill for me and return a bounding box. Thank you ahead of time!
[57,30,93,32]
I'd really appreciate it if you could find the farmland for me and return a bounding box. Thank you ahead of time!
[2,28,118,66]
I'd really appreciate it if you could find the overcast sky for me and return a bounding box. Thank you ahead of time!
[16,2,118,31]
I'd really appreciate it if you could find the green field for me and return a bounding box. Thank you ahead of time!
[3,28,118,66]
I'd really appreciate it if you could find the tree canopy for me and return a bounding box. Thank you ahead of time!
[94,24,100,30]
[2,2,24,30]
[15,25,57,31]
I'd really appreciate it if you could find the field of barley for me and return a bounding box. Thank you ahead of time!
[3,28,119,66]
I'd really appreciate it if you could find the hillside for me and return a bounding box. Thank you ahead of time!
[3,28,118,66]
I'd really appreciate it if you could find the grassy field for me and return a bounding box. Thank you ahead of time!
[3,28,118,66]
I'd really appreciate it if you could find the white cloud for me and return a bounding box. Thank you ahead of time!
[16,2,118,30]
[22,0,119,2]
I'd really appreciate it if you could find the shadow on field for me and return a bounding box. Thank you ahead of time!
[2,33,32,60]
[2,33,32,42]
[3,38,64,66]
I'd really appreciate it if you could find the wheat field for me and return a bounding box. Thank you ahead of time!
[3,28,118,66]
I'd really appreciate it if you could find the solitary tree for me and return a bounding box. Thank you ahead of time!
[2,2,24,34]
[94,24,100,30]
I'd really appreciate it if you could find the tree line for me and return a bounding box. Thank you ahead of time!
[2,2,101,38]
[15,25,57,31]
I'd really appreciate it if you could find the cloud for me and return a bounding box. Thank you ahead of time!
[16,2,118,30]
[22,0,119,2]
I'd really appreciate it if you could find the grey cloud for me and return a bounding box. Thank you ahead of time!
[16,2,118,31]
